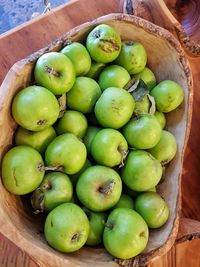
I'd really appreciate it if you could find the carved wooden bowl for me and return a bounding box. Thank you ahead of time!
[0,14,193,267]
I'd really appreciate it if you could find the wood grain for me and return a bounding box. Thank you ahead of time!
[150,239,200,267]
[120,0,200,56]
[170,0,200,43]
[0,233,38,267]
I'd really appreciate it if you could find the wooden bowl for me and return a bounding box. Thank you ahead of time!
[0,14,193,267]
[120,0,200,57]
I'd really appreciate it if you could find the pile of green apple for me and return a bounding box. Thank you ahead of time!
[1,24,184,260]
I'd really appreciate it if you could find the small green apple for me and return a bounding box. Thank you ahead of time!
[154,111,166,129]
[135,192,169,228]
[83,207,107,246]
[12,86,59,131]
[83,126,101,154]
[148,130,177,165]
[76,165,122,212]
[31,172,73,212]
[86,62,106,80]
[55,110,88,138]
[86,24,121,63]
[91,128,128,167]
[122,114,161,149]
[103,208,149,259]
[150,80,184,112]
[15,126,56,154]
[34,52,76,95]
[115,41,147,74]
[113,194,134,209]
[60,42,91,76]
[45,133,87,175]
[133,67,156,90]
[1,146,44,195]
[95,87,135,129]
[121,150,162,191]
[98,65,130,91]
[44,203,89,252]
[67,77,101,113]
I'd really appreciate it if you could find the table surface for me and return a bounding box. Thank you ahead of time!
[0,0,200,266]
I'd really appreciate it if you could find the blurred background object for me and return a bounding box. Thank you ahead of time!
[0,0,69,34]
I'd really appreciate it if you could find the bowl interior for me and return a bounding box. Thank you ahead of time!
[0,14,191,266]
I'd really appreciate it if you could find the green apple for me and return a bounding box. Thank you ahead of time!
[45,133,87,175]
[15,126,56,154]
[135,192,169,228]
[103,208,149,259]
[67,77,101,113]
[1,146,44,195]
[76,165,122,212]
[154,111,166,129]
[122,114,161,149]
[148,130,177,165]
[34,52,76,95]
[70,159,92,186]
[91,128,128,167]
[86,62,106,79]
[44,203,89,252]
[134,95,150,114]
[115,41,147,74]
[98,65,130,91]
[86,24,121,63]
[121,150,162,191]
[55,110,88,138]
[150,80,184,112]
[31,172,73,213]
[133,67,156,90]
[113,194,134,209]
[83,126,101,154]
[12,86,59,131]
[95,87,135,129]
[60,42,91,76]
[83,207,107,246]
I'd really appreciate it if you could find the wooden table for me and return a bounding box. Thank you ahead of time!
[0,0,200,266]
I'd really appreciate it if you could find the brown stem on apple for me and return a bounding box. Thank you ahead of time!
[37,162,45,172]
[98,179,115,195]
[44,65,60,77]
[71,233,80,242]
[118,147,128,168]
[103,221,114,230]
[44,165,64,172]
[133,113,141,120]
[43,180,52,191]
[37,119,47,126]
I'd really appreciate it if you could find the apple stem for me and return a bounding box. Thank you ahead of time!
[71,233,80,242]
[44,65,60,77]
[99,179,115,195]
[44,165,64,172]
[103,221,114,230]
[118,147,128,168]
